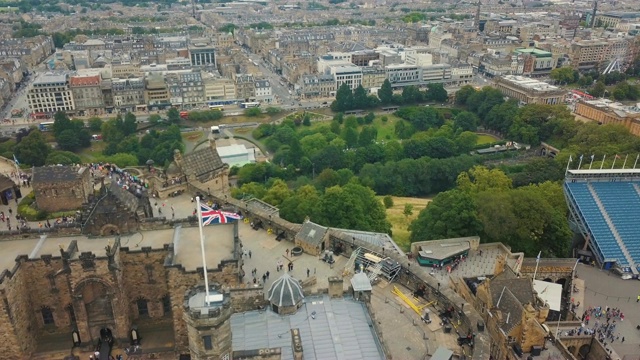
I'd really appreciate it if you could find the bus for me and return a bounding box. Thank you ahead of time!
[208,104,224,111]
[240,102,260,109]
[179,111,189,119]
[39,121,55,131]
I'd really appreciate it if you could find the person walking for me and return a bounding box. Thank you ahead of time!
[637,294,640,303]
[249,250,252,259]
[307,268,310,277]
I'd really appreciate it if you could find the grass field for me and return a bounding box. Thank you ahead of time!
[380,196,431,251]
[181,131,204,142]
[476,133,499,145]
[304,114,401,141]
[78,141,107,162]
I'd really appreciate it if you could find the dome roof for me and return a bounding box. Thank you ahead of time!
[268,273,304,308]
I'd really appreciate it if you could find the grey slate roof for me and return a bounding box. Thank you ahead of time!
[490,268,534,306]
[268,273,304,308]
[334,228,405,256]
[109,182,139,213]
[230,295,385,360]
[495,288,523,334]
[296,221,328,246]
[181,145,225,182]
[33,166,86,184]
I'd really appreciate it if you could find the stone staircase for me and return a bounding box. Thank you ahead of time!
[587,184,639,275]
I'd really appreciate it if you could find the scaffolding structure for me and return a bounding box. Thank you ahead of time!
[342,247,401,282]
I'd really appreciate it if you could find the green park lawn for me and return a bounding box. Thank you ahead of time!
[381,196,431,251]
[476,133,499,145]
[77,141,107,162]
[303,114,400,141]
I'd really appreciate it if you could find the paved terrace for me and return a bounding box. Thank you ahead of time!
[415,244,523,287]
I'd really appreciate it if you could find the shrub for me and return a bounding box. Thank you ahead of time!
[17,192,49,221]
[383,195,394,209]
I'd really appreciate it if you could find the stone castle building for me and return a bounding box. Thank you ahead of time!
[32,165,93,212]
[0,222,243,359]
[174,139,229,193]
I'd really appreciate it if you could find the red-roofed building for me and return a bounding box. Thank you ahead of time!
[69,74,104,115]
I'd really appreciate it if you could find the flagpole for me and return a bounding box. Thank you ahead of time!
[589,155,594,170]
[634,154,639,169]
[533,251,541,280]
[565,155,573,175]
[196,196,211,305]
[577,155,583,170]
[600,155,606,170]
[622,155,628,169]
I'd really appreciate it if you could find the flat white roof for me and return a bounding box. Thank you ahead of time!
[568,169,640,175]
[533,280,562,312]
[500,75,560,91]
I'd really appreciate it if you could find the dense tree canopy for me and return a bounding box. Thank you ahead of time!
[15,130,50,167]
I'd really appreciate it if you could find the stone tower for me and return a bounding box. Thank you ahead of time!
[183,284,232,360]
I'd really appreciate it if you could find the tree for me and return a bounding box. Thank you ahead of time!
[101,153,139,167]
[550,67,579,84]
[331,83,354,112]
[45,150,81,165]
[14,130,50,166]
[409,190,482,241]
[455,85,477,106]
[88,117,103,132]
[317,182,391,233]
[364,112,375,124]
[358,126,377,147]
[167,108,181,124]
[244,108,262,117]
[148,114,162,125]
[353,85,369,109]
[121,112,138,136]
[52,111,72,137]
[343,127,359,148]
[403,203,413,217]
[266,106,283,115]
[453,111,479,132]
[457,166,512,194]
[402,86,422,104]
[262,179,292,206]
[279,185,321,223]
[302,114,311,126]
[383,195,394,208]
[590,81,607,98]
[426,83,448,103]
[57,129,83,151]
[378,79,393,105]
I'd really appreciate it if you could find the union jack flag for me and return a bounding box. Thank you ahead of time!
[200,204,242,225]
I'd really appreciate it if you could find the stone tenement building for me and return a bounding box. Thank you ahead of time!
[0,223,243,359]
[32,165,93,212]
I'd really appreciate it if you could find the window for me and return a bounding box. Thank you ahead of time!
[136,298,149,317]
[162,295,171,315]
[41,306,55,325]
[203,335,213,350]
[66,304,76,324]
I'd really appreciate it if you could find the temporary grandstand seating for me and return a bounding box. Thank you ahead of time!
[591,182,640,265]
[565,182,628,265]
